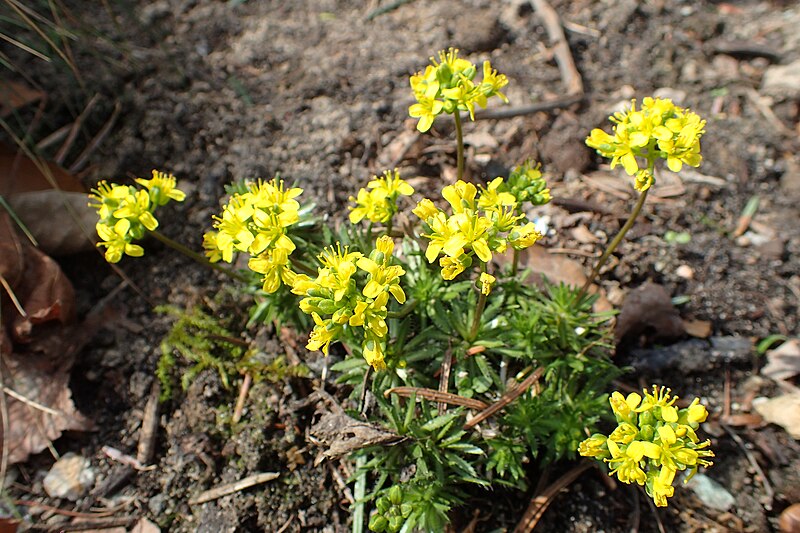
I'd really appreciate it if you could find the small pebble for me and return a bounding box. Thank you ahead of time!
[685,473,736,511]
[676,264,694,279]
[43,453,95,501]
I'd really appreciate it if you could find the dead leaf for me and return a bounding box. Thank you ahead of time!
[129,517,161,533]
[0,211,91,464]
[720,413,764,427]
[0,141,84,194]
[570,225,599,244]
[1,142,94,255]
[516,246,612,312]
[0,80,44,117]
[753,392,800,439]
[6,191,97,255]
[309,410,402,465]
[615,281,685,344]
[0,518,20,533]
[3,352,93,464]
[684,319,713,339]
[761,339,800,382]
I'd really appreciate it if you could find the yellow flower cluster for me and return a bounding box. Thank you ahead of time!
[579,386,714,507]
[291,236,406,370]
[413,177,545,280]
[586,97,706,192]
[409,48,508,132]
[349,169,414,225]
[89,170,186,263]
[203,179,302,293]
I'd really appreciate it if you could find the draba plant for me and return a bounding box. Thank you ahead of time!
[89,49,713,531]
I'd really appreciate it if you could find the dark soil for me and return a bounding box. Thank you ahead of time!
[3,0,800,531]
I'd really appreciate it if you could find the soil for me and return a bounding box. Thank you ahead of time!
[2,0,800,532]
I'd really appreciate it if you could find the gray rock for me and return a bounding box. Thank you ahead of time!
[685,473,736,511]
[762,59,800,99]
[629,336,752,374]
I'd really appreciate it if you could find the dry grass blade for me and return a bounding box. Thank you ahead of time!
[513,462,592,532]
[189,472,280,504]
[384,387,489,411]
[463,367,544,430]
[0,31,50,62]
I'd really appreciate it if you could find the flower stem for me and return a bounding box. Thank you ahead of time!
[511,248,520,276]
[387,298,418,319]
[468,263,487,341]
[148,230,249,282]
[454,111,465,181]
[290,256,317,276]
[579,187,650,298]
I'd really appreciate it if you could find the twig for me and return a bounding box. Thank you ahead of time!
[232,373,252,424]
[0,368,9,493]
[54,93,100,164]
[276,515,295,533]
[627,485,641,533]
[513,462,592,532]
[475,93,586,120]
[2,385,60,415]
[744,87,794,137]
[69,101,121,172]
[328,462,355,505]
[547,247,600,258]
[14,499,120,518]
[136,381,160,465]
[720,422,774,510]
[189,472,280,505]
[43,517,138,532]
[463,367,544,430]
[437,348,453,414]
[531,0,584,95]
[384,387,488,411]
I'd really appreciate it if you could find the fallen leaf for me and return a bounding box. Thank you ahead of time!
[753,392,800,439]
[130,517,161,533]
[615,281,685,344]
[515,245,612,312]
[761,339,800,382]
[0,80,44,117]
[720,413,764,427]
[1,142,95,255]
[0,211,91,464]
[0,518,19,533]
[570,225,599,244]
[684,319,713,339]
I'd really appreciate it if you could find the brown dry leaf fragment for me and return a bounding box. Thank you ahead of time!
[0,141,84,194]
[0,81,44,117]
[309,410,402,465]
[615,281,685,344]
[762,339,800,382]
[3,352,92,464]
[684,319,713,339]
[753,392,800,439]
[515,246,612,312]
[129,517,161,533]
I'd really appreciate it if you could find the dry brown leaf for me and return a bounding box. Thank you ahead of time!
[0,80,44,117]
[761,339,800,382]
[684,319,713,339]
[0,212,89,464]
[515,246,612,312]
[753,392,800,439]
[615,281,685,344]
[129,517,161,533]
[569,225,599,244]
[0,141,84,195]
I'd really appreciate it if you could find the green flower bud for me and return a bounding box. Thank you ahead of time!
[388,485,402,506]
[369,514,388,532]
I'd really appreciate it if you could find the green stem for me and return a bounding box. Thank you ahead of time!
[148,230,249,282]
[579,187,650,298]
[290,256,317,276]
[468,263,487,341]
[454,111,465,181]
[511,248,520,277]
[387,298,418,319]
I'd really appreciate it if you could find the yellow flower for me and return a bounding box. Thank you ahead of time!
[578,434,608,459]
[479,272,495,295]
[507,222,542,250]
[349,170,414,224]
[439,254,472,280]
[479,60,508,103]
[202,231,223,263]
[648,468,676,507]
[113,189,159,231]
[356,236,406,304]
[637,386,678,423]
[477,177,516,213]
[349,292,389,338]
[248,247,291,294]
[135,170,186,206]
[409,96,444,133]
[609,391,642,421]
[412,198,440,222]
[606,439,660,485]
[442,180,478,213]
[96,219,144,263]
[307,313,340,355]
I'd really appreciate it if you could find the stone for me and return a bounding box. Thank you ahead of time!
[762,59,800,99]
[685,473,736,511]
[43,453,95,501]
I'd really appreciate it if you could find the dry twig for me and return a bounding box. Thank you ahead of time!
[385,387,488,411]
[189,471,280,505]
[531,0,584,95]
[513,462,592,532]
[463,367,544,430]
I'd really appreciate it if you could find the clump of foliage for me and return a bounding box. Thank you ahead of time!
[92,47,713,529]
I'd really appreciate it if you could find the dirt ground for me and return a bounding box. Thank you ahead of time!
[3,0,800,531]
